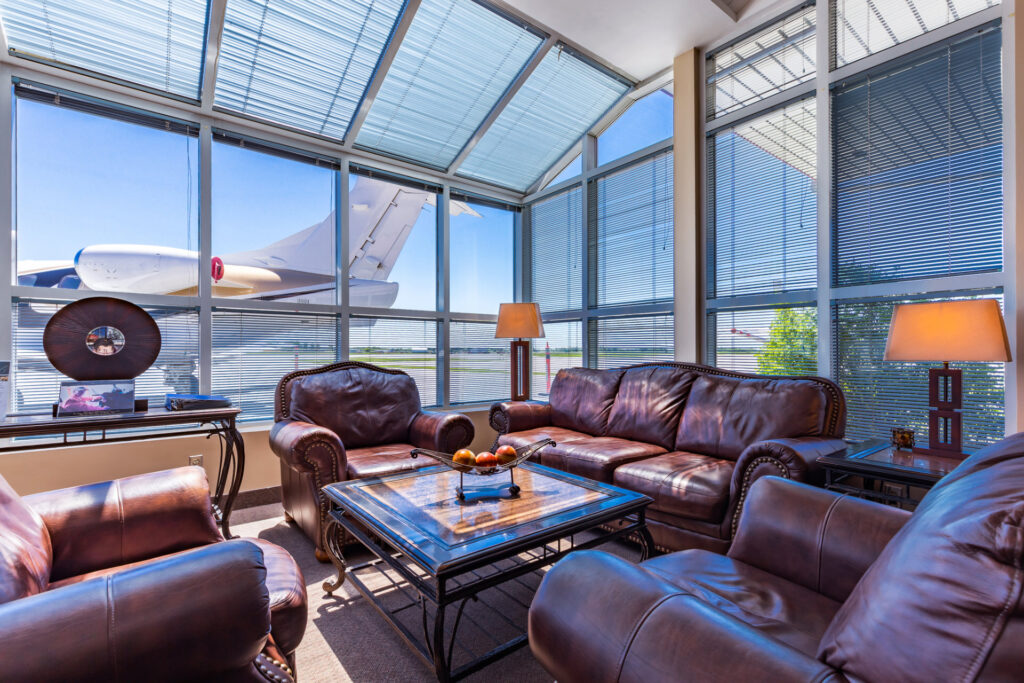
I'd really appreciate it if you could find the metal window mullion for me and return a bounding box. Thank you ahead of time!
[1002,0,1017,436]
[1,67,14,367]
[815,0,832,379]
[199,0,227,115]
[516,208,526,303]
[439,185,451,408]
[337,157,350,361]
[580,134,596,366]
[198,119,213,394]
[705,81,816,133]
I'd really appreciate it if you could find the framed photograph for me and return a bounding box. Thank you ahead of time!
[57,380,136,417]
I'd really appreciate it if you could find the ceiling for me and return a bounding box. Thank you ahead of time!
[499,0,782,81]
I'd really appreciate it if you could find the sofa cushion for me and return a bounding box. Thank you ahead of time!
[643,550,842,657]
[817,432,1024,682]
[675,374,829,459]
[606,367,698,449]
[497,426,592,452]
[0,476,51,605]
[549,368,624,436]
[538,437,666,483]
[614,452,733,523]
[289,367,421,449]
[346,444,434,480]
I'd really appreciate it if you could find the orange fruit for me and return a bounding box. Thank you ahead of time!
[453,449,476,466]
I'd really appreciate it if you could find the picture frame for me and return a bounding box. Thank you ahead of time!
[56,379,136,417]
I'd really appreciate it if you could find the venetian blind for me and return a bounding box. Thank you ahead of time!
[529,186,582,313]
[349,316,438,406]
[591,314,674,369]
[449,321,509,404]
[707,307,817,375]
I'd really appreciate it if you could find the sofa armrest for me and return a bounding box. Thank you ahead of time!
[270,419,347,483]
[25,466,223,582]
[728,476,910,602]
[489,401,552,435]
[529,550,843,683]
[409,410,474,453]
[0,540,271,682]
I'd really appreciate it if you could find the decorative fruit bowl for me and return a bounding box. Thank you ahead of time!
[410,438,555,501]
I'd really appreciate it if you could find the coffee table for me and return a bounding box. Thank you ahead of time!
[320,462,653,682]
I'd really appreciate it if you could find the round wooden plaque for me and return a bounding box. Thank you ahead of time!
[43,297,161,380]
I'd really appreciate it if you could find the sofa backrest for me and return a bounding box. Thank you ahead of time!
[817,432,1024,681]
[0,475,51,604]
[606,366,699,449]
[276,362,421,448]
[549,368,624,436]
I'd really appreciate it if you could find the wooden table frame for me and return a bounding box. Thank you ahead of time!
[0,407,245,537]
[320,463,653,682]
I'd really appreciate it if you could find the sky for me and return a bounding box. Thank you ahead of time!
[15,89,672,316]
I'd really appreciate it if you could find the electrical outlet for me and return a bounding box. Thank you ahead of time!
[188,455,204,467]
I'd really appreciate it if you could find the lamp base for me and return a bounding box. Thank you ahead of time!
[924,365,965,459]
[510,339,530,402]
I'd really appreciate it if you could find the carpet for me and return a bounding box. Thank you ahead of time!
[233,504,641,682]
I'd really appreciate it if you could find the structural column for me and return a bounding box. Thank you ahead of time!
[673,49,701,362]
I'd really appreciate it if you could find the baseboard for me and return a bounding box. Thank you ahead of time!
[234,485,282,510]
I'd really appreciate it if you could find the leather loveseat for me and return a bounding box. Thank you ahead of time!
[491,363,846,553]
[528,431,1024,682]
[271,361,474,559]
[0,466,306,682]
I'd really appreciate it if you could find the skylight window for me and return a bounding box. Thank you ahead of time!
[214,0,404,140]
[0,0,207,98]
[458,45,630,192]
[356,0,544,169]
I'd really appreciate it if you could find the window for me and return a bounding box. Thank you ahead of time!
[707,307,817,375]
[589,150,673,307]
[349,317,438,405]
[12,302,199,413]
[706,4,816,119]
[834,0,999,67]
[449,321,508,403]
[356,0,543,168]
[832,29,1003,286]
[531,320,582,398]
[15,87,199,295]
[215,0,405,139]
[212,134,337,303]
[449,196,515,315]
[529,186,583,313]
[348,168,438,312]
[0,0,207,98]
[546,154,582,187]
[592,315,674,368]
[211,311,338,421]
[597,89,674,165]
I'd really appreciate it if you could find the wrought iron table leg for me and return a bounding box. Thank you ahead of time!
[637,511,656,561]
[220,422,245,539]
[322,517,347,595]
[433,599,450,683]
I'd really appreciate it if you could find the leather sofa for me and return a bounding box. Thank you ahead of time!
[528,431,1024,682]
[271,361,474,559]
[491,363,846,553]
[0,466,307,682]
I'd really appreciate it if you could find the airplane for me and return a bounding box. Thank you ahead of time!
[17,175,481,307]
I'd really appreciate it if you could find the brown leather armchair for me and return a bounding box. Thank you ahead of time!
[271,361,474,560]
[529,431,1024,682]
[0,466,307,682]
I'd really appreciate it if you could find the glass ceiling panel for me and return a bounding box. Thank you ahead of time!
[215,0,404,139]
[356,0,543,169]
[1,0,207,98]
[458,46,630,192]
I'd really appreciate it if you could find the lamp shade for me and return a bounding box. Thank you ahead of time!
[884,299,1011,363]
[495,303,544,339]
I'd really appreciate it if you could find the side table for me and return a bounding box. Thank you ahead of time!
[817,438,964,509]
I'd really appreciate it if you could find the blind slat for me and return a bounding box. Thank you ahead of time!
[530,320,582,399]
[593,314,674,369]
[530,186,583,313]
[708,307,817,376]
[349,317,438,406]
[449,321,509,404]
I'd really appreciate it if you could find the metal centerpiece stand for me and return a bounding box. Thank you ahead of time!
[410,438,555,502]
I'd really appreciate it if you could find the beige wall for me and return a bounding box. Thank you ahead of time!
[673,48,700,363]
[0,407,496,496]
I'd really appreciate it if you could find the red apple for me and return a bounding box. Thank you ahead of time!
[475,451,498,467]
[495,444,517,465]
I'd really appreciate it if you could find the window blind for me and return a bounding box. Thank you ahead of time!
[708,98,816,299]
[349,317,438,406]
[588,150,673,307]
[12,302,200,413]
[1,0,207,99]
[706,4,816,119]
[833,0,999,67]
[707,307,817,375]
[357,0,543,169]
[529,186,582,313]
[449,321,508,404]
[530,320,582,399]
[833,294,1004,450]
[210,310,338,421]
[832,28,1003,286]
[458,45,631,192]
[591,314,674,369]
[215,0,404,140]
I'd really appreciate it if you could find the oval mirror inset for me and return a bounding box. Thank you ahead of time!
[86,326,125,356]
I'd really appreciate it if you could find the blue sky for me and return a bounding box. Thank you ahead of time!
[15,89,672,315]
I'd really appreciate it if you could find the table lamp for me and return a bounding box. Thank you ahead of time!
[495,303,545,402]
[884,299,1011,457]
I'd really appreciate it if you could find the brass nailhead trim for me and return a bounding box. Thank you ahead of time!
[730,455,789,538]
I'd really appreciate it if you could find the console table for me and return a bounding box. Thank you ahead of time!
[0,407,244,537]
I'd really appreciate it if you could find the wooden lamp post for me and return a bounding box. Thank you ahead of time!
[884,299,1011,457]
[495,303,545,402]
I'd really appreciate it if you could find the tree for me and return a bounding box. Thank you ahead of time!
[756,308,817,376]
